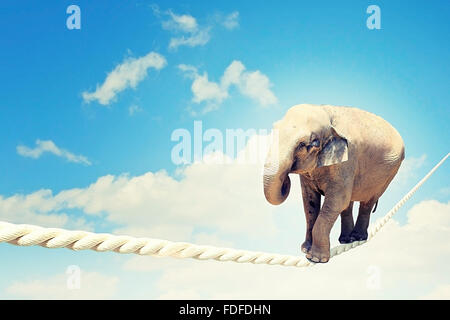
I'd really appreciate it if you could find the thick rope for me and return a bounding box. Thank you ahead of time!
[0,153,448,268]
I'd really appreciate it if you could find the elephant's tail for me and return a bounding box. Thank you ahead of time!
[372,200,379,213]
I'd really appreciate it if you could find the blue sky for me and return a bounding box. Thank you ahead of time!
[0,0,449,299]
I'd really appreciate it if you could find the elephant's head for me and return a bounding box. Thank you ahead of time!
[263,104,348,205]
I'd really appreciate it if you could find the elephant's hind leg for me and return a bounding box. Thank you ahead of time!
[338,201,354,244]
[350,200,377,241]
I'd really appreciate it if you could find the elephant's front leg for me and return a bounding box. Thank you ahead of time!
[307,191,351,263]
[300,177,321,254]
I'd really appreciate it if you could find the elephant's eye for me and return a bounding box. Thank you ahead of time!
[311,139,320,147]
[295,142,306,154]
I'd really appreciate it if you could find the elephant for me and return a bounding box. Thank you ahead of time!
[263,104,405,263]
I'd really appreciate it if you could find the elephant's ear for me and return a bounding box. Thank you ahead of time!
[317,127,348,168]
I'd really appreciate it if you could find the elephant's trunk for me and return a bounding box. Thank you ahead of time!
[263,158,292,206]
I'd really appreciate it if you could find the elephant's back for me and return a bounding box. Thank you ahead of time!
[323,105,405,162]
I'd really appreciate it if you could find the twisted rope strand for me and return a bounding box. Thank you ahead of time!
[0,153,448,268]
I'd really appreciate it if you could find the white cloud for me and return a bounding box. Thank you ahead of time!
[17,139,91,166]
[222,11,239,30]
[406,199,450,228]
[169,28,211,50]
[6,271,119,299]
[182,67,228,105]
[178,64,229,114]
[221,60,245,88]
[0,189,93,229]
[3,135,279,241]
[124,199,450,299]
[3,132,450,299]
[155,8,238,50]
[158,10,210,50]
[239,70,278,106]
[163,11,198,33]
[82,51,167,105]
[179,60,277,114]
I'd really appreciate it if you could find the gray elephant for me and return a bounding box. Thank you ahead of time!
[263,104,404,263]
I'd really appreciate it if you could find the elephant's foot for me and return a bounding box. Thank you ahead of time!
[349,229,368,242]
[301,240,312,254]
[338,234,353,244]
[306,244,330,263]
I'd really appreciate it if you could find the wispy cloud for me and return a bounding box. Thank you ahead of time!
[153,7,238,50]
[17,139,91,166]
[169,28,211,50]
[395,154,427,184]
[82,51,167,105]
[222,11,239,30]
[161,10,210,50]
[162,10,199,33]
[178,60,277,114]
[128,104,143,116]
